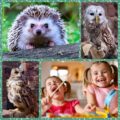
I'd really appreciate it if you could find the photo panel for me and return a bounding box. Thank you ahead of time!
[81,2,118,59]
[2,61,39,118]
[0,0,119,120]
[2,2,80,59]
[41,60,118,118]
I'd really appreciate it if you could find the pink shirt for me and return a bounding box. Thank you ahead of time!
[87,84,118,113]
[47,99,80,115]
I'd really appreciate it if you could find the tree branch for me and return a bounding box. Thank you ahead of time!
[3,43,79,60]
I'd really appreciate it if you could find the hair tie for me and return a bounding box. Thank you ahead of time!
[110,65,114,74]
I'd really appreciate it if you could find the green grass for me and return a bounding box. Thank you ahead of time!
[66,22,80,44]
[2,10,18,52]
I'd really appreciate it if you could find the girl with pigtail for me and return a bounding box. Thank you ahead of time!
[83,61,118,116]
[41,76,93,116]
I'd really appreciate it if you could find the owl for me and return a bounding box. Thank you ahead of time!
[83,5,117,58]
[6,68,38,117]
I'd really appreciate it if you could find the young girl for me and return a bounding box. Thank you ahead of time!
[41,76,93,116]
[83,61,118,116]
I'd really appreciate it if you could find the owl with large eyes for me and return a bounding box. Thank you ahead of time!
[6,68,38,117]
[83,5,117,58]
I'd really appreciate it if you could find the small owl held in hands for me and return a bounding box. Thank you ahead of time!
[7,68,38,117]
[83,5,117,58]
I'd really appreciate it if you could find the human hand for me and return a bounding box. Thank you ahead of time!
[41,96,52,115]
[84,104,96,112]
[111,107,118,117]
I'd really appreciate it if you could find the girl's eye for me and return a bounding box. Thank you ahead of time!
[90,13,94,16]
[44,23,48,28]
[56,81,60,84]
[93,72,98,75]
[31,23,35,28]
[53,80,60,84]
[48,83,51,86]
[56,81,62,85]
[103,71,107,73]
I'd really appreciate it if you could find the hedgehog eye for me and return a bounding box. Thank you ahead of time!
[90,13,94,16]
[31,23,35,28]
[44,23,48,28]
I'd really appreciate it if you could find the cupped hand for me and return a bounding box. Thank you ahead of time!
[84,104,96,112]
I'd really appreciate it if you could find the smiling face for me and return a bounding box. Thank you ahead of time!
[45,77,65,100]
[90,63,113,88]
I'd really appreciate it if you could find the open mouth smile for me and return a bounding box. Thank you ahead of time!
[96,79,105,82]
[51,86,59,93]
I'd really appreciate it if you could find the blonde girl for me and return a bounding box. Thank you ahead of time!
[83,61,118,116]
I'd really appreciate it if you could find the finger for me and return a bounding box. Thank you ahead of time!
[86,104,92,109]
[41,98,46,105]
[42,97,49,105]
[84,105,91,112]
[46,96,51,104]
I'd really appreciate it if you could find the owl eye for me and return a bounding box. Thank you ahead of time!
[15,70,19,74]
[31,23,35,28]
[21,71,25,74]
[90,13,94,16]
[44,23,48,28]
[99,13,102,16]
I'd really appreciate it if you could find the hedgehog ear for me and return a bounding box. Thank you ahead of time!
[19,15,28,22]
[52,14,59,21]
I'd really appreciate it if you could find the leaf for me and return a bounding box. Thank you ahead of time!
[2,2,10,8]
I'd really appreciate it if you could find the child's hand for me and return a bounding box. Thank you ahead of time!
[111,107,118,117]
[84,104,96,112]
[41,96,52,115]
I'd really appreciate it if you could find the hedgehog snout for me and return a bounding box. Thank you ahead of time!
[36,29,42,35]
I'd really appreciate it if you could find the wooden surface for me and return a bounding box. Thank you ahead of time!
[3,43,79,60]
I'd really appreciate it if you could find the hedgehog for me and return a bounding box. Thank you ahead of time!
[8,5,68,51]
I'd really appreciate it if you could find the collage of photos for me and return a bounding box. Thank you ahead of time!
[0,0,119,119]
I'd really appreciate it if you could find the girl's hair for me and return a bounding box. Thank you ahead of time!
[41,87,46,98]
[43,76,71,98]
[83,61,118,87]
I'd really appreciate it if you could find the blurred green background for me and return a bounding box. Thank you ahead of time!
[2,2,80,52]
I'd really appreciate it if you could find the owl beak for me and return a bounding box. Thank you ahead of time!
[95,16,100,24]
[17,73,22,79]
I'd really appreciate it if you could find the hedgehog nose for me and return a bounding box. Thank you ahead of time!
[36,30,41,35]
